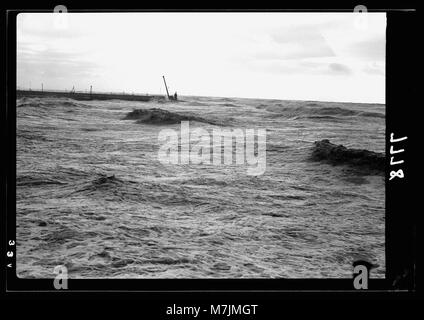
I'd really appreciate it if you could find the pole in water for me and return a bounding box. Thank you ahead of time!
[162,75,171,100]
[90,85,92,95]
[41,83,43,92]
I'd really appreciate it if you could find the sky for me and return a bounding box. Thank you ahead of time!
[17,13,386,103]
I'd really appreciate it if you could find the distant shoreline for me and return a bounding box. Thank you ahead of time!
[16,89,385,105]
[16,89,166,103]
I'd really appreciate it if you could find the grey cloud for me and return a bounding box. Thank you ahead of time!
[18,47,101,80]
[328,63,352,75]
[363,64,385,76]
[267,25,336,60]
[24,27,87,39]
[253,44,334,61]
[249,60,352,76]
[349,36,385,61]
[18,15,88,39]
[271,25,326,44]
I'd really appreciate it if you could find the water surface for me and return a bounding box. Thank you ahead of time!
[16,95,385,278]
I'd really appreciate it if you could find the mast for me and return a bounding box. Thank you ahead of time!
[162,75,171,100]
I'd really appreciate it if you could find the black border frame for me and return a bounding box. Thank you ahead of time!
[3,7,417,296]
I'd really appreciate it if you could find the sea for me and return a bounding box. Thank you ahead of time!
[16,95,385,278]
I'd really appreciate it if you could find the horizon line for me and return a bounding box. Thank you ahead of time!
[16,87,385,105]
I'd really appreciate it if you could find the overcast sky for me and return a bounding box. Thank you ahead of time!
[17,13,386,103]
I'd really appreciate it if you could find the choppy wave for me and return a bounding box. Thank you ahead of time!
[123,108,219,125]
[258,102,385,120]
[310,139,385,173]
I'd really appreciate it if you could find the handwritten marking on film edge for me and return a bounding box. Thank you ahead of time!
[389,133,407,181]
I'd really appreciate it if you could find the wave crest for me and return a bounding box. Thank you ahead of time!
[122,108,219,125]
